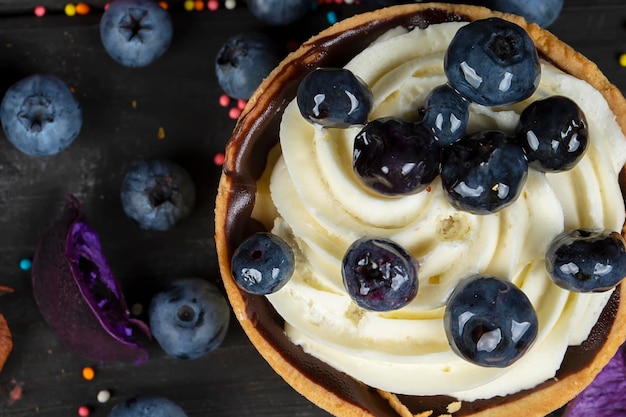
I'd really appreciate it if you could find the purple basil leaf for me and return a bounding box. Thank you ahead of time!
[563,342,626,417]
[32,194,150,364]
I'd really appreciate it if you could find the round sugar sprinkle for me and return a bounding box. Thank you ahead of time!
[213,152,225,166]
[208,0,219,10]
[225,0,236,9]
[194,0,204,11]
[77,405,90,417]
[237,99,247,110]
[65,3,76,16]
[131,303,143,316]
[326,10,338,25]
[82,366,95,381]
[97,389,111,404]
[34,5,46,17]
[183,0,194,11]
[75,2,90,15]
[619,53,626,67]
[19,258,32,271]
[228,107,242,119]
[219,94,231,107]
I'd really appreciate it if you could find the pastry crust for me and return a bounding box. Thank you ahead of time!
[215,3,626,417]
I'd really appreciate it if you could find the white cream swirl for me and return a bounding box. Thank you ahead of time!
[251,22,626,401]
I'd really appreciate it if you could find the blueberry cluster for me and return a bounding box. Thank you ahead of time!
[293,19,589,215]
[230,17,626,369]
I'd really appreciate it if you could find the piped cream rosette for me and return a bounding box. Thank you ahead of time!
[250,21,626,401]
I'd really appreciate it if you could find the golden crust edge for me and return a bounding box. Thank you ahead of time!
[216,3,626,417]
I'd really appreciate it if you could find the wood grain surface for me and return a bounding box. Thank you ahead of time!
[0,1,623,416]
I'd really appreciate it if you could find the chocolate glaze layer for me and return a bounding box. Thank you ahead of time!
[220,7,621,417]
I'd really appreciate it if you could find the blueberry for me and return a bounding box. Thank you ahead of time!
[482,0,564,28]
[100,0,173,68]
[0,74,82,157]
[108,395,188,417]
[148,278,230,360]
[444,18,540,106]
[231,232,295,295]
[444,275,538,367]
[342,237,418,312]
[353,117,440,196]
[441,130,528,214]
[120,159,196,231]
[545,229,626,292]
[421,84,469,146]
[247,0,310,26]
[215,32,282,100]
[297,68,373,128]
[516,96,588,172]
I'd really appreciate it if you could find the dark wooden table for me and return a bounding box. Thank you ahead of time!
[0,1,623,416]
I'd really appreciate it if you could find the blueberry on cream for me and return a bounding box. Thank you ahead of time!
[444,18,540,106]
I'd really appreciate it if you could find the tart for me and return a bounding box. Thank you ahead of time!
[215,3,626,417]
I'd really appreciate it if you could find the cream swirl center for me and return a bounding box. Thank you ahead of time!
[251,22,626,400]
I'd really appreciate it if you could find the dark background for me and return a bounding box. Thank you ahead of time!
[0,1,623,416]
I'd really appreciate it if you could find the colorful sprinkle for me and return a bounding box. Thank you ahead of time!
[64,3,76,16]
[97,389,111,404]
[213,152,225,166]
[19,258,32,271]
[77,405,90,417]
[131,303,143,316]
[224,0,236,10]
[207,0,219,11]
[158,1,168,10]
[619,53,626,67]
[228,107,242,119]
[82,366,95,381]
[326,10,338,25]
[237,99,247,110]
[183,0,194,11]
[34,5,46,17]
[194,0,204,11]
[75,2,90,15]
[157,126,166,140]
[219,94,231,107]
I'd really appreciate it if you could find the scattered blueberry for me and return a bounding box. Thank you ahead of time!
[108,395,188,417]
[247,0,310,26]
[421,84,469,146]
[149,278,230,360]
[231,232,295,295]
[444,18,540,106]
[100,0,173,68]
[482,0,564,28]
[353,117,440,196]
[215,32,282,100]
[440,130,528,214]
[444,274,538,367]
[545,229,626,292]
[120,159,196,231]
[297,67,373,128]
[342,237,418,311]
[516,95,588,172]
[0,74,82,157]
